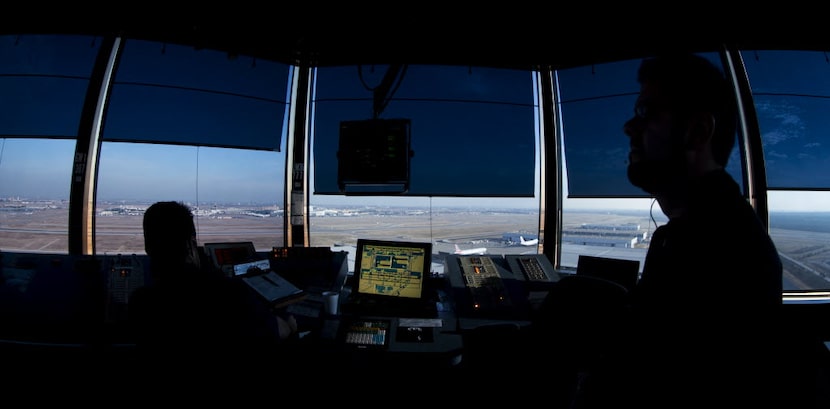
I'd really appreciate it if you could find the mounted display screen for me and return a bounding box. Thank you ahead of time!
[337,118,411,194]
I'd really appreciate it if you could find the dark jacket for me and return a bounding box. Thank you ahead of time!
[128,267,285,372]
[587,170,784,408]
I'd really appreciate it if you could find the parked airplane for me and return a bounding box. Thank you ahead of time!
[519,236,539,246]
[454,244,487,255]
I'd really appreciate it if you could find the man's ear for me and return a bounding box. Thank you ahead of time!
[685,112,715,150]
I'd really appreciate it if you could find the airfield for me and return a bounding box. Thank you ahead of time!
[2,205,829,291]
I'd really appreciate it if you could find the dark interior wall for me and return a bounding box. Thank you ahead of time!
[0,252,146,343]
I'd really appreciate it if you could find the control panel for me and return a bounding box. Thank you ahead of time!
[342,319,390,348]
[105,254,147,323]
[444,254,558,320]
[457,256,513,313]
[505,254,559,290]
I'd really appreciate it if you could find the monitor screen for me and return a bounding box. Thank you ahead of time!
[203,241,257,274]
[354,239,431,300]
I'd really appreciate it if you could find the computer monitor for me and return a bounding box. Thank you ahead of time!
[203,241,257,276]
[576,255,640,293]
[353,238,431,300]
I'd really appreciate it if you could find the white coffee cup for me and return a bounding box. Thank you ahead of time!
[322,291,340,315]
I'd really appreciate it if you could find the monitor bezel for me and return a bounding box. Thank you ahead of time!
[353,238,432,300]
[203,241,257,272]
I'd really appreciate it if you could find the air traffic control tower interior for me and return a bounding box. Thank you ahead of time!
[2,10,830,404]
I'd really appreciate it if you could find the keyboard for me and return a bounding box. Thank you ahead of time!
[516,256,549,281]
[505,254,560,290]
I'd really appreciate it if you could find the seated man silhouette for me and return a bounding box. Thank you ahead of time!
[128,201,297,372]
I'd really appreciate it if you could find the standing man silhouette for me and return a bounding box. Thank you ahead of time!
[577,53,784,408]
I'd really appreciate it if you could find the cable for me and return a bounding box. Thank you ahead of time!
[357,65,378,92]
[357,64,408,118]
[649,197,658,230]
[377,65,407,116]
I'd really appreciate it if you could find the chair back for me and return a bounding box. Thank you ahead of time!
[532,274,631,364]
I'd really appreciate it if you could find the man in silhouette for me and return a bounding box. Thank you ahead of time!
[128,201,298,374]
[575,53,784,408]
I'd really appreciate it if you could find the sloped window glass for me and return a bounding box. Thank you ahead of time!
[742,50,830,190]
[0,34,90,253]
[102,39,290,151]
[743,50,830,292]
[0,34,100,139]
[95,143,286,255]
[0,138,75,253]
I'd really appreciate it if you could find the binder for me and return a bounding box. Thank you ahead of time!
[241,269,307,308]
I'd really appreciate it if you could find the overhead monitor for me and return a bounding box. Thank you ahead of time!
[337,118,412,195]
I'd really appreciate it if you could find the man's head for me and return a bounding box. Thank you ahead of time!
[623,53,738,195]
[143,201,201,274]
